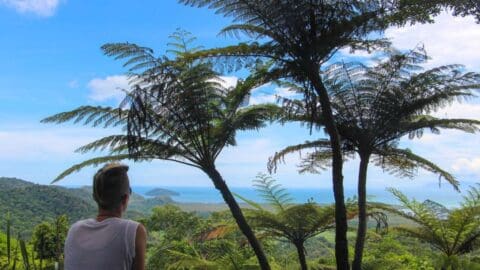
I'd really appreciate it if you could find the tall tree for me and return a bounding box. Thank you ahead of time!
[42,32,280,269]
[387,186,480,270]
[177,2,398,267]
[177,1,477,267]
[269,47,480,269]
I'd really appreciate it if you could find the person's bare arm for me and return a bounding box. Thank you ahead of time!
[133,224,147,270]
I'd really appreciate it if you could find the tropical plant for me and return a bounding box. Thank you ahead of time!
[31,215,68,270]
[386,186,480,270]
[235,174,337,270]
[268,46,480,268]
[361,233,435,270]
[176,1,470,268]
[144,205,273,269]
[6,212,11,266]
[237,173,388,270]
[41,31,281,269]
[145,205,205,241]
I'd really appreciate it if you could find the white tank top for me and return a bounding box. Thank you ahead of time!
[64,217,139,270]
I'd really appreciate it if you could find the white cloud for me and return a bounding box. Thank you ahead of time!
[87,75,130,102]
[452,158,480,173]
[217,76,238,89]
[0,0,61,17]
[208,76,239,89]
[432,102,480,119]
[0,128,102,161]
[386,11,480,70]
[249,86,299,105]
[68,79,79,89]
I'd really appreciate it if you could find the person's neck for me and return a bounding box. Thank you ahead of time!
[96,208,123,221]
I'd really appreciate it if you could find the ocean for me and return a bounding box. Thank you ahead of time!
[131,186,464,208]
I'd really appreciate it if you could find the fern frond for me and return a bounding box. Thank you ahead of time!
[233,192,263,211]
[41,106,126,128]
[75,135,130,153]
[51,154,136,183]
[268,139,331,173]
[252,173,292,212]
[373,148,459,190]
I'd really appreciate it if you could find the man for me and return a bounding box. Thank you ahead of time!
[64,163,147,270]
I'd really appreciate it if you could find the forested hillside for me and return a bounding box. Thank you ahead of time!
[0,178,173,235]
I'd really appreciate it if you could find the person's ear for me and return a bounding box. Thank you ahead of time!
[121,194,129,206]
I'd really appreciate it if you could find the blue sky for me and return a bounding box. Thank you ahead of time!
[1,1,480,204]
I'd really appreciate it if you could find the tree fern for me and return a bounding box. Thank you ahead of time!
[386,186,480,267]
[43,31,284,269]
[252,173,292,212]
[269,46,480,269]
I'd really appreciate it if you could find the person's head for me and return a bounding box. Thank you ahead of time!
[93,163,131,212]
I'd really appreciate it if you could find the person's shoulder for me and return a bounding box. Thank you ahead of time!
[121,218,140,226]
[70,218,92,228]
[67,218,93,234]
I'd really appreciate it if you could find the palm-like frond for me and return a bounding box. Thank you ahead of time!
[51,154,133,183]
[183,42,278,72]
[387,187,480,257]
[268,140,330,173]
[230,104,282,131]
[238,176,357,243]
[372,147,459,190]
[271,47,480,189]
[252,173,292,212]
[44,33,282,183]
[166,249,220,270]
[179,0,414,80]
[101,42,162,75]
[74,135,132,153]
[41,106,127,128]
[45,31,279,269]
[399,117,480,140]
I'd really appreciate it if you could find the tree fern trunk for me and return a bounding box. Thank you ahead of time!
[294,241,308,270]
[309,69,349,270]
[353,153,370,270]
[205,166,271,270]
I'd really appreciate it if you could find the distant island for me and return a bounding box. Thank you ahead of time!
[146,187,180,197]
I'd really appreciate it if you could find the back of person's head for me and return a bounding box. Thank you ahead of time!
[93,163,130,211]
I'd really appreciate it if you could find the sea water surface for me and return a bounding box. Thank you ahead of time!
[131,186,463,208]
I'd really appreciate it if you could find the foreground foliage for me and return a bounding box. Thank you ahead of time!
[387,186,480,269]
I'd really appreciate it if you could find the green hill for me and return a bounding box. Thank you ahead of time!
[0,184,94,236]
[0,178,173,236]
[0,177,33,190]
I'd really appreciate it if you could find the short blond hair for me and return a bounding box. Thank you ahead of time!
[93,163,130,210]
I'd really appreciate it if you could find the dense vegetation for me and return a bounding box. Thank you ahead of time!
[3,176,480,269]
[0,178,93,237]
[0,178,172,236]
[2,1,480,269]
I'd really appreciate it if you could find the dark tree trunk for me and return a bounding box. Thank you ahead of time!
[353,153,371,270]
[205,166,271,270]
[309,69,349,270]
[294,241,308,270]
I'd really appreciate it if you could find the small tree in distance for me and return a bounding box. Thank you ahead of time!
[31,215,68,270]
